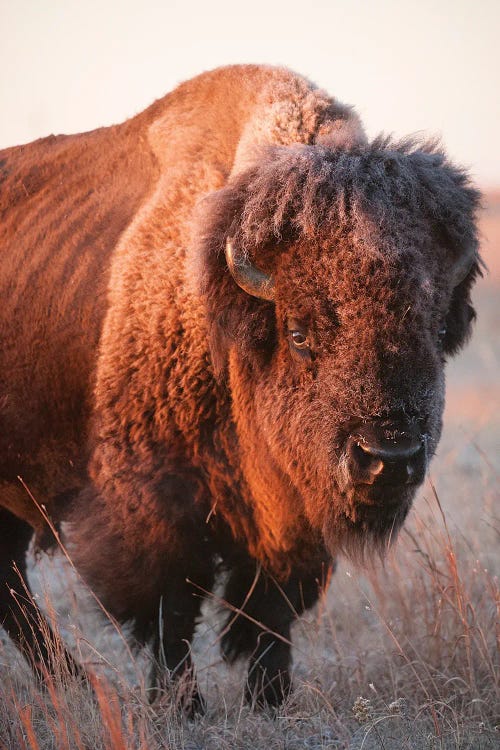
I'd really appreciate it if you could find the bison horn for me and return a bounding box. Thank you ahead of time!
[225,238,275,301]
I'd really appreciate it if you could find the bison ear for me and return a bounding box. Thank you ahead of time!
[188,183,244,380]
[428,168,482,356]
[191,176,278,380]
[442,260,481,356]
[208,329,228,380]
[410,149,482,355]
[207,313,233,380]
[206,298,277,380]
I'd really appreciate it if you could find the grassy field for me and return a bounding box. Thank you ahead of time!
[0,196,498,750]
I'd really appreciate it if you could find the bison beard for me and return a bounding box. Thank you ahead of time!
[0,64,481,710]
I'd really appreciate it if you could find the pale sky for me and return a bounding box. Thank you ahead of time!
[1,0,499,186]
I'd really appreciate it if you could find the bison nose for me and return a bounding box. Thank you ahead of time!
[346,431,426,487]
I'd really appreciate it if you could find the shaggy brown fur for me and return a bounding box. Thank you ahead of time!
[0,65,480,707]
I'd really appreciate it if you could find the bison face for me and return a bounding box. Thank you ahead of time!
[198,140,480,560]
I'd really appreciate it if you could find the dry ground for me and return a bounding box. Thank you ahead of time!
[0,195,498,749]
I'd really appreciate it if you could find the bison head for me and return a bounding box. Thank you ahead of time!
[196,138,481,562]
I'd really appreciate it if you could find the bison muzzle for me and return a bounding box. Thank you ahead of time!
[0,64,481,709]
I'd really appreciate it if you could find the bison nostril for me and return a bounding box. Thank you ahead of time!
[351,441,384,479]
[347,433,426,487]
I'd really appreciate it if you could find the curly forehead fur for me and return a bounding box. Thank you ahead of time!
[200,136,480,254]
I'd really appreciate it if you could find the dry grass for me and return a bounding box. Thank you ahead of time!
[1,194,499,749]
[1,482,498,749]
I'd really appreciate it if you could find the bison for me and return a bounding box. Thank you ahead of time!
[0,64,481,708]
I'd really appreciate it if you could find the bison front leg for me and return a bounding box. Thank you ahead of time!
[66,474,214,711]
[147,577,212,714]
[220,560,329,708]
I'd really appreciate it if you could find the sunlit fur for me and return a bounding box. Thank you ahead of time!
[0,65,481,705]
[196,137,481,563]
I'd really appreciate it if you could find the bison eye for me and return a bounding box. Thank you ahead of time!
[286,318,312,361]
[438,326,447,342]
[290,330,309,349]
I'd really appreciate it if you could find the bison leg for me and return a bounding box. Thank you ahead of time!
[0,508,80,679]
[220,560,329,708]
[146,575,212,714]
